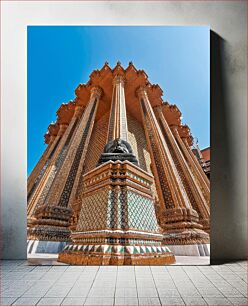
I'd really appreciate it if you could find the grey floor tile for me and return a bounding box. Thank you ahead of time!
[66,266,85,272]
[45,287,72,298]
[32,266,52,272]
[61,297,86,305]
[217,287,244,297]
[67,286,91,298]
[2,291,28,298]
[77,277,96,284]
[12,297,41,305]
[117,266,134,273]
[138,287,158,298]
[178,289,201,298]
[135,266,151,272]
[197,288,224,297]
[83,267,99,273]
[92,281,116,288]
[154,281,176,289]
[0,260,247,306]
[160,297,185,305]
[37,297,64,305]
[0,297,18,306]
[96,272,117,279]
[139,297,161,305]
[116,280,136,288]
[115,297,138,305]
[115,287,137,298]
[157,288,180,298]
[49,266,69,272]
[182,297,207,305]
[84,297,114,305]
[204,297,233,305]
[228,297,248,305]
[116,273,136,279]
[22,286,52,297]
[88,287,115,298]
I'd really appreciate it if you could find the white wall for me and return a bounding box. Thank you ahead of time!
[1,1,246,260]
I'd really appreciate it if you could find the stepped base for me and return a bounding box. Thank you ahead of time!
[58,244,175,265]
[167,244,210,256]
[27,240,69,254]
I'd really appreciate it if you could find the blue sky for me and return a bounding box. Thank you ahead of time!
[28,26,209,175]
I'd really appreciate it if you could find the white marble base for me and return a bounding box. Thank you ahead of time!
[167,244,210,256]
[27,240,69,254]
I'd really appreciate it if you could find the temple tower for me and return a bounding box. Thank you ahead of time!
[28,62,210,258]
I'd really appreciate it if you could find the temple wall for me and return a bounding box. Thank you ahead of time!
[70,111,110,216]
[127,113,151,173]
[83,111,110,174]
[127,113,159,202]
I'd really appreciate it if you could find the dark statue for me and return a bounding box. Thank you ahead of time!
[98,138,138,166]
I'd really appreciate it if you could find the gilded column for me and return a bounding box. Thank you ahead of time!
[107,75,128,142]
[27,128,61,196]
[154,106,210,231]
[137,86,208,246]
[29,87,102,242]
[173,129,210,202]
[27,125,66,217]
[60,87,103,211]
[27,105,83,218]
[98,75,137,165]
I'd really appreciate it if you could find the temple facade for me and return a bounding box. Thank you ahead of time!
[27,62,210,264]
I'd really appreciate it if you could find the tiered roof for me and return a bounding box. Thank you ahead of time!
[44,62,193,145]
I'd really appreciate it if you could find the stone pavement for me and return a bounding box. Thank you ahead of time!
[0,260,247,306]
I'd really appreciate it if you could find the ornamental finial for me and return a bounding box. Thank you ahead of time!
[90,86,103,99]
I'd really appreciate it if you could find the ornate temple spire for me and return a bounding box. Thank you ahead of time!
[98,74,138,165]
[107,74,128,142]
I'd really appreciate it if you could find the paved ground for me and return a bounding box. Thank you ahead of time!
[1,260,247,306]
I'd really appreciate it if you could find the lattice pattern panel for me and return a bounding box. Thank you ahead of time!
[159,119,200,216]
[27,137,61,203]
[140,99,175,209]
[106,187,120,229]
[76,187,159,233]
[32,119,79,214]
[58,100,97,207]
[76,188,109,231]
[127,113,159,199]
[127,191,159,232]
[83,112,109,174]
[127,113,151,172]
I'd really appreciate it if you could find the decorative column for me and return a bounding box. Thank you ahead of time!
[98,75,137,165]
[27,127,61,196]
[137,86,209,252]
[58,77,175,265]
[154,106,210,232]
[28,87,102,244]
[107,75,128,142]
[27,106,83,218]
[173,129,210,203]
[27,124,66,214]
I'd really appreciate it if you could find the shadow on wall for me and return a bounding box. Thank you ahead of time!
[210,31,247,264]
